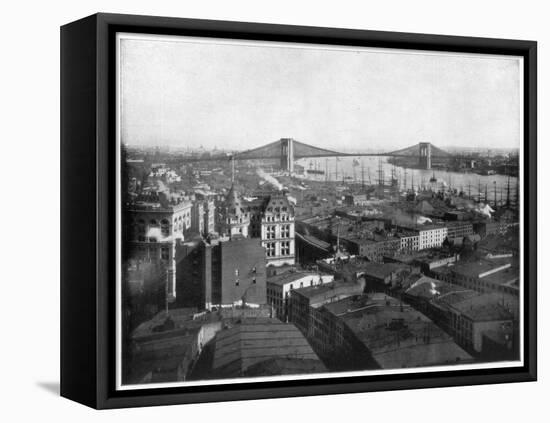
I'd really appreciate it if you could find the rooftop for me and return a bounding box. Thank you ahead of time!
[293,280,364,306]
[405,276,468,300]
[211,318,321,377]
[324,294,472,369]
[451,258,512,279]
[243,357,327,377]
[358,262,410,280]
[450,293,517,321]
[267,271,331,287]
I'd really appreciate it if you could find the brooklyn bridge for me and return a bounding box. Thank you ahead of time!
[184,138,453,170]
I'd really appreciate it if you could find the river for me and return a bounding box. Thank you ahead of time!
[296,156,518,206]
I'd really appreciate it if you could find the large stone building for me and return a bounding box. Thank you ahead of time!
[218,185,296,267]
[259,194,295,267]
[125,189,193,301]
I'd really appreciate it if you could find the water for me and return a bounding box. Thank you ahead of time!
[296,156,518,205]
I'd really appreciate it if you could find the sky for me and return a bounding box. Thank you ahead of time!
[119,34,522,152]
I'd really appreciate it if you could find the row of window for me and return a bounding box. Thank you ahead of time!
[264,214,292,222]
[265,241,292,257]
[265,224,291,239]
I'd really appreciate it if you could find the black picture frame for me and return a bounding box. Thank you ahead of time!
[60,12,537,409]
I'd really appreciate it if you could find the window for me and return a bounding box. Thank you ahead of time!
[281,225,290,238]
[161,246,169,260]
[235,269,239,276]
[267,225,276,239]
[138,219,146,234]
[161,219,170,236]
[252,277,256,284]
[266,242,276,257]
[281,241,290,256]
[235,279,239,286]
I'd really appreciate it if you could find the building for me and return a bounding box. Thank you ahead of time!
[353,237,401,262]
[203,199,216,235]
[396,231,420,252]
[403,277,479,331]
[445,293,517,354]
[218,185,250,238]
[174,239,211,309]
[267,271,334,321]
[191,201,205,236]
[431,257,519,296]
[175,236,267,310]
[213,237,267,308]
[303,294,472,371]
[289,280,365,339]
[474,220,517,238]
[388,250,460,275]
[295,232,333,264]
[359,262,413,292]
[125,190,193,301]
[259,193,296,267]
[446,221,474,240]
[417,225,448,249]
[218,186,296,267]
[404,278,518,356]
[191,199,216,236]
[208,318,324,378]
[126,309,222,385]
[344,193,369,206]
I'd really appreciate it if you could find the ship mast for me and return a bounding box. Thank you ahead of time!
[506,174,511,207]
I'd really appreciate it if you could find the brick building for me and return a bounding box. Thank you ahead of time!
[175,237,267,310]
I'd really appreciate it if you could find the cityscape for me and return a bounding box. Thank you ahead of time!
[120,140,520,386]
[117,34,522,387]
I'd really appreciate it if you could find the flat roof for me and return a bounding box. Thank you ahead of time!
[358,262,409,280]
[294,281,363,304]
[450,293,517,321]
[451,258,512,278]
[405,276,469,300]
[325,295,472,368]
[267,271,330,287]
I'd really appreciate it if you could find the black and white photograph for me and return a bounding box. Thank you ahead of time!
[117,32,524,389]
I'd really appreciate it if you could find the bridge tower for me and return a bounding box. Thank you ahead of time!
[419,142,432,170]
[280,138,295,173]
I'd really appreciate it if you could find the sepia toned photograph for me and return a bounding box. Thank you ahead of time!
[116,32,523,390]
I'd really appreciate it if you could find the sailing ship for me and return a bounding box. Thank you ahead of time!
[306,160,325,175]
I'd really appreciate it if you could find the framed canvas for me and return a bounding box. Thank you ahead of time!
[60,13,537,409]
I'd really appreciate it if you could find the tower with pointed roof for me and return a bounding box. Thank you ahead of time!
[219,184,250,238]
